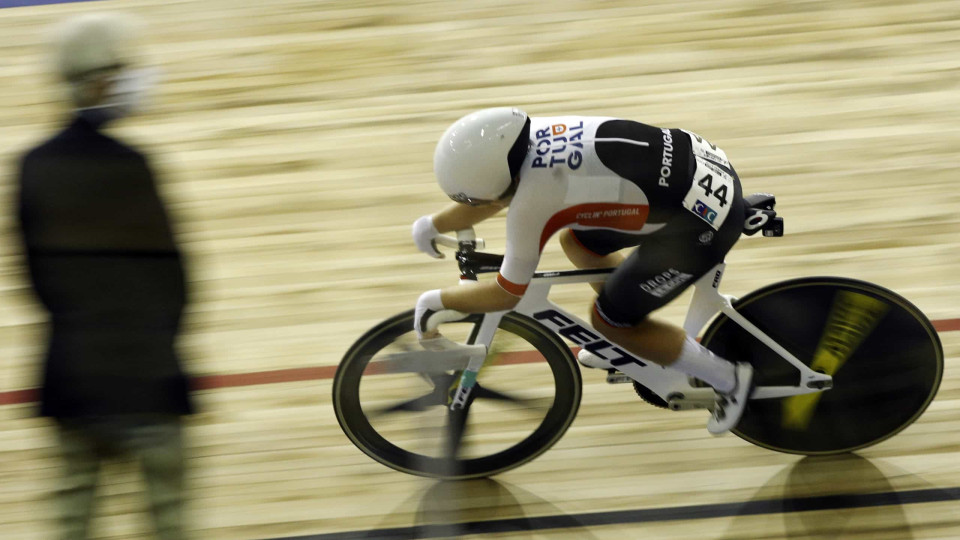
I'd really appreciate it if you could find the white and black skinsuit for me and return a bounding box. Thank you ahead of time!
[497,116,746,327]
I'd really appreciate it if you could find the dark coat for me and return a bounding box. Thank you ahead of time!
[17,113,193,418]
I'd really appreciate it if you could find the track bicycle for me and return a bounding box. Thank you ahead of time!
[333,195,943,479]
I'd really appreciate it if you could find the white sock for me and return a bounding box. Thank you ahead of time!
[671,336,736,393]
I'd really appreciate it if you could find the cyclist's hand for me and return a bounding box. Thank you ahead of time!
[414,289,444,341]
[412,215,444,259]
[414,289,467,341]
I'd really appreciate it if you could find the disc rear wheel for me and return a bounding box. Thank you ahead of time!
[701,277,943,455]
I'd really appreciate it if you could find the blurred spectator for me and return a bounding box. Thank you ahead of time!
[15,13,192,540]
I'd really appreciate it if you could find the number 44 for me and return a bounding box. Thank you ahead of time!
[698,174,728,208]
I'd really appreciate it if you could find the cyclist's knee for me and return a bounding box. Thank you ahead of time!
[590,299,635,336]
[558,229,576,249]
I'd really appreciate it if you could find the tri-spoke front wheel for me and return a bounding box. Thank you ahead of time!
[333,310,582,479]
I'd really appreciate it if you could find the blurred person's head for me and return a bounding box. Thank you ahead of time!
[434,107,531,208]
[51,12,155,121]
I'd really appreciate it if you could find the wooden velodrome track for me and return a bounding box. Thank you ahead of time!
[1,0,959,538]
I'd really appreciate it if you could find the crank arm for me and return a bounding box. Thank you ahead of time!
[666,388,717,411]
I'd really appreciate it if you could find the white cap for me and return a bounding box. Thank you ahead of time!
[52,12,141,82]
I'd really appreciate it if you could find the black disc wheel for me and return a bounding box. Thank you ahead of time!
[701,277,943,455]
[333,310,582,479]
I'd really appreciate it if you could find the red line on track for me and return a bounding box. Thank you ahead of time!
[191,366,337,390]
[2,318,958,406]
[0,389,39,406]
[933,318,960,333]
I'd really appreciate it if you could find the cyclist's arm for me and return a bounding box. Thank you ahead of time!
[432,202,503,233]
[440,280,520,313]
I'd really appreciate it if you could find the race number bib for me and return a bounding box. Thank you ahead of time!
[683,129,730,168]
[682,157,734,230]
[680,130,734,230]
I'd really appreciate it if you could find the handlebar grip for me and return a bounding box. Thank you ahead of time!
[424,309,470,333]
[434,235,459,249]
[435,230,485,250]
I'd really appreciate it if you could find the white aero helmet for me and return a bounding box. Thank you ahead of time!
[433,107,531,205]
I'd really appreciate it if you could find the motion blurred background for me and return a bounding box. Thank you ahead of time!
[0,0,958,538]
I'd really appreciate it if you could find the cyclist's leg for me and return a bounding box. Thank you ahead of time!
[589,236,724,370]
[590,184,745,384]
[591,309,688,366]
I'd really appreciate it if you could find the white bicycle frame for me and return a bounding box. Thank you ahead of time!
[427,232,833,411]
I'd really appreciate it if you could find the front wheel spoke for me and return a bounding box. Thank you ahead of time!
[474,386,553,412]
[443,407,470,458]
[473,385,524,404]
[367,391,444,417]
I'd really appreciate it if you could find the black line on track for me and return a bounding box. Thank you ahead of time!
[266,486,960,539]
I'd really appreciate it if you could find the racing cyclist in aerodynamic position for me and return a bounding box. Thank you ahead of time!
[411,107,753,435]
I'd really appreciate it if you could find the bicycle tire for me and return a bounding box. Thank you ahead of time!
[333,310,582,479]
[701,277,943,455]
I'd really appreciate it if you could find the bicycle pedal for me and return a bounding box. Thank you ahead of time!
[605,370,632,384]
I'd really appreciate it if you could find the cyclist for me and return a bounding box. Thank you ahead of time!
[412,107,753,435]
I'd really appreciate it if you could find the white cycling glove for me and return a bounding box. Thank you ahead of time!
[412,215,444,259]
[414,289,445,340]
[414,289,468,341]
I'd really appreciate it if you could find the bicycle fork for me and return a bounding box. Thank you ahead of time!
[449,311,506,410]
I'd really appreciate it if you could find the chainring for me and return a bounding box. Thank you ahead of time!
[632,381,669,409]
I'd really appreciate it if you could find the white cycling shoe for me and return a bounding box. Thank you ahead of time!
[707,362,755,435]
[577,349,612,370]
